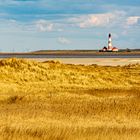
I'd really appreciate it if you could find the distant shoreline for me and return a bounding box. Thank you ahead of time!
[0,50,140,55]
[0,54,139,59]
[0,50,139,60]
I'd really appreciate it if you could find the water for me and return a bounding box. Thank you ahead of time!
[0,54,140,58]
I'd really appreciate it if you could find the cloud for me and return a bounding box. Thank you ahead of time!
[68,11,126,28]
[126,16,140,25]
[79,13,113,28]
[58,37,71,44]
[36,20,54,32]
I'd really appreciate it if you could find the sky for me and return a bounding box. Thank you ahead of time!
[0,0,140,52]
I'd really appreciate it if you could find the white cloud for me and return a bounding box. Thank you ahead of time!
[126,16,140,25]
[35,19,63,32]
[79,13,113,28]
[68,11,126,28]
[58,37,71,44]
[36,20,54,32]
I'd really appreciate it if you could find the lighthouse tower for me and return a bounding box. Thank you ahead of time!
[99,33,119,52]
[108,33,113,51]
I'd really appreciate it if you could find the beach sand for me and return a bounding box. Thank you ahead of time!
[28,58,140,66]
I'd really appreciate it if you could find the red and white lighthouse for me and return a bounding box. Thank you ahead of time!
[108,33,113,51]
[100,33,119,52]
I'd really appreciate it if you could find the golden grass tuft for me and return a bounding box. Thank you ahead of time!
[0,58,140,140]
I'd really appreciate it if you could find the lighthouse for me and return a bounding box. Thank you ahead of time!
[108,33,113,51]
[99,33,119,52]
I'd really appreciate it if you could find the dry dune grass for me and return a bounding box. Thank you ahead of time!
[0,58,140,140]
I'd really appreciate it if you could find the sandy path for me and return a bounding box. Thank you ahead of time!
[28,58,140,66]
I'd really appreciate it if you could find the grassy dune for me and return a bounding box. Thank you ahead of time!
[0,58,140,140]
